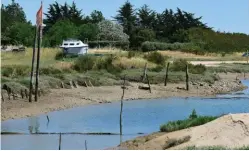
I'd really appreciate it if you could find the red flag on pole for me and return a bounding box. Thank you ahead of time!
[36,1,43,27]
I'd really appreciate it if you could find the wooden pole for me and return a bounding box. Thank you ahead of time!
[186,64,189,91]
[46,115,50,123]
[85,140,88,150]
[29,28,37,102]
[164,62,170,86]
[247,50,248,64]
[58,133,62,150]
[1,93,4,102]
[120,75,126,137]
[146,74,152,93]
[142,63,147,82]
[7,87,11,100]
[25,89,28,98]
[35,25,41,102]
[21,89,24,99]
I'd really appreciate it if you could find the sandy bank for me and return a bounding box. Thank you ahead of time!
[1,73,248,121]
[117,113,249,150]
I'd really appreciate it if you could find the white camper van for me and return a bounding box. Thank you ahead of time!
[60,39,88,55]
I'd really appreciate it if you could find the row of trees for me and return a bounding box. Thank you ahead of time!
[1,0,249,52]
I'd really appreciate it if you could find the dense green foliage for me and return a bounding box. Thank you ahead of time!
[2,0,249,53]
[144,51,167,65]
[160,110,217,132]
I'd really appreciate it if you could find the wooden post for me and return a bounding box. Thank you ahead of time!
[46,115,50,123]
[1,93,4,102]
[21,89,24,99]
[12,92,15,100]
[142,63,148,82]
[25,89,28,98]
[186,64,189,91]
[247,50,248,64]
[58,133,62,150]
[120,75,126,137]
[85,140,88,150]
[146,74,152,93]
[35,25,41,102]
[29,28,37,102]
[164,62,170,86]
[7,87,11,100]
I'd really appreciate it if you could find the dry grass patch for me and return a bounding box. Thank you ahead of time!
[112,57,157,69]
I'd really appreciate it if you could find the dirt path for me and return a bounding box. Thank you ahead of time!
[117,113,249,150]
[1,73,248,121]
[189,61,248,67]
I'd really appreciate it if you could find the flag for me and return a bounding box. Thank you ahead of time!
[36,1,43,27]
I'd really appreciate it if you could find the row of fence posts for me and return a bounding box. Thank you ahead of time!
[1,87,42,102]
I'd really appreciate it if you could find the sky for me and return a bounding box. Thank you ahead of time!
[2,0,249,34]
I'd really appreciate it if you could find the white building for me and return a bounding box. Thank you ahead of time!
[60,39,88,55]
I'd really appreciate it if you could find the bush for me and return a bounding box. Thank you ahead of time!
[141,41,199,52]
[1,65,30,77]
[73,55,97,72]
[171,59,206,74]
[160,110,217,132]
[150,65,164,72]
[144,51,167,65]
[171,59,189,71]
[55,51,65,60]
[88,41,129,50]
[96,55,123,74]
[127,51,141,58]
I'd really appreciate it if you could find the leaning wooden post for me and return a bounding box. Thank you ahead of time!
[142,63,148,82]
[120,75,126,137]
[247,50,248,64]
[35,25,42,102]
[85,140,88,150]
[146,74,152,93]
[21,89,24,99]
[58,133,62,150]
[1,93,4,102]
[164,62,170,86]
[25,89,28,98]
[29,27,37,103]
[7,87,11,100]
[186,64,189,91]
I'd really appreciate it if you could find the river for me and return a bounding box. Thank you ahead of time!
[1,80,249,150]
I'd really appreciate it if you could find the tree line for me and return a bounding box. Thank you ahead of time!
[1,0,249,53]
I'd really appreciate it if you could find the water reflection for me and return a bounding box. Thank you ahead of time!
[28,117,40,134]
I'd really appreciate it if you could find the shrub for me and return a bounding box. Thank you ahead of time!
[88,41,129,50]
[163,136,191,149]
[150,65,164,72]
[171,59,206,74]
[55,51,65,60]
[141,41,198,52]
[189,109,198,119]
[144,51,167,65]
[40,67,63,75]
[96,55,123,74]
[171,59,189,71]
[1,65,30,77]
[160,110,217,132]
[127,51,140,58]
[73,55,97,72]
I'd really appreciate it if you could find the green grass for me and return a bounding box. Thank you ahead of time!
[160,110,218,132]
[185,145,249,150]
[208,63,249,73]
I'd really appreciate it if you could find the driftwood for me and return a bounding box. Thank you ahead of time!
[138,85,150,90]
